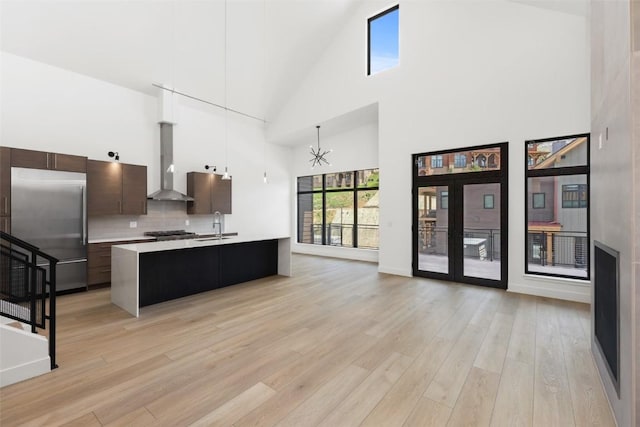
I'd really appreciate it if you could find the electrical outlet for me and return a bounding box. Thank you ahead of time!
[185,219,190,226]
[129,221,137,228]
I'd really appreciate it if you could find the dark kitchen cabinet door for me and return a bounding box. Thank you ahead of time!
[0,147,10,216]
[0,217,9,233]
[187,172,212,215]
[122,164,147,215]
[187,172,232,215]
[50,153,87,173]
[10,148,49,170]
[11,148,86,173]
[87,160,123,216]
[211,174,232,214]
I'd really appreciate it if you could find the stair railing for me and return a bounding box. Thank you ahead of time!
[0,231,58,370]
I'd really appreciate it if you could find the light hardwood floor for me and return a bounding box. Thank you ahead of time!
[0,255,615,426]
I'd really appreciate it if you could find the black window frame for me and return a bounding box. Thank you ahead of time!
[562,184,588,208]
[483,194,494,209]
[454,153,467,168]
[532,192,546,209]
[367,4,400,76]
[297,169,379,249]
[440,190,449,209]
[525,133,590,280]
[431,155,443,168]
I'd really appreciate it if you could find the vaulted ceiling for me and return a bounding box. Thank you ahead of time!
[0,0,361,122]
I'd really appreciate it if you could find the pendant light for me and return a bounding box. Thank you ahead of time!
[222,0,231,180]
[262,0,268,184]
[310,125,331,168]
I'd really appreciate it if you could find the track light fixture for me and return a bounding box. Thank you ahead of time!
[204,165,217,172]
[108,151,120,161]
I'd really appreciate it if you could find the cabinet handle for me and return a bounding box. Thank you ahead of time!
[99,269,111,273]
[46,153,50,169]
[54,154,58,169]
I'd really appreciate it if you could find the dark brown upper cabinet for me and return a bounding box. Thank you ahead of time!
[122,164,147,215]
[187,172,232,215]
[88,160,147,216]
[11,148,87,173]
[0,147,10,217]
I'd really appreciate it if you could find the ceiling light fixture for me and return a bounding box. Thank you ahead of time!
[221,0,232,181]
[262,0,268,184]
[309,125,331,168]
[108,151,120,161]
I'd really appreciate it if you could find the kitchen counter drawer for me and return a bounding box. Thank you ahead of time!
[88,266,111,286]
[88,240,149,286]
[89,243,113,269]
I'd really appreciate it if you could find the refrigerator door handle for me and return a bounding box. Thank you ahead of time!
[82,186,87,245]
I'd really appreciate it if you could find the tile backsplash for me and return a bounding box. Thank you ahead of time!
[88,200,223,239]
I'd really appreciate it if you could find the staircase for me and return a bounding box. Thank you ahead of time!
[0,231,58,387]
[1,313,50,387]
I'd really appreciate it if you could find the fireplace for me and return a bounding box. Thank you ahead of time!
[593,240,620,396]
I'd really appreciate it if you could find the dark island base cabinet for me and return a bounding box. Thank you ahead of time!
[138,240,278,308]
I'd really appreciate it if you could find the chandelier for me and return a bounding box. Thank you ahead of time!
[309,125,331,168]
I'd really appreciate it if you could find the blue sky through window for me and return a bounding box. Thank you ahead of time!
[369,7,399,75]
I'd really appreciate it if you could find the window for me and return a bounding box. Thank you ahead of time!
[532,193,545,209]
[416,147,501,176]
[368,5,399,75]
[440,191,449,209]
[483,194,494,209]
[525,134,589,280]
[454,154,467,168]
[562,184,588,208]
[297,169,379,249]
[431,155,443,168]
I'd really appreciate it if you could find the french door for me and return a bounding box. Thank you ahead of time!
[413,143,508,289]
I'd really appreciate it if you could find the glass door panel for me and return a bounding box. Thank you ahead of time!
[417,186,449,274]
[462,183,501,281]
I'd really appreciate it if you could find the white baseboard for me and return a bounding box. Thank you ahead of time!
[508,282,590,303]
[0,357,50,388]
[378,265,412,277]
[293,244,378,263]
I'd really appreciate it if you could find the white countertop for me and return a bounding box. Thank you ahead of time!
[89,232,237,244]
[88,236,156,244]
[113,235,290,253]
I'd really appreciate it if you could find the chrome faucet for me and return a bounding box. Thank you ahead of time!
[213,211,222,240]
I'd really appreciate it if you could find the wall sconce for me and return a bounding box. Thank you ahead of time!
[108,151,120,161]
[204,165,217,172]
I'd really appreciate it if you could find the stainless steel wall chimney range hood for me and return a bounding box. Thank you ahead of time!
[147,123,194,201]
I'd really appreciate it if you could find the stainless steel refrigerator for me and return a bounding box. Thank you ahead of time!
[11,167,87,292]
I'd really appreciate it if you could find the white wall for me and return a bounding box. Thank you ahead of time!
[0,52,292,238]
[270,0,591,300]
[290,120,379,261]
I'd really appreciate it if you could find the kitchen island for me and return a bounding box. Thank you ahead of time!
[111,235,291,317]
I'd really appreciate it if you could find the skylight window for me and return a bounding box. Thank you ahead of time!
[368,5,399,75]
